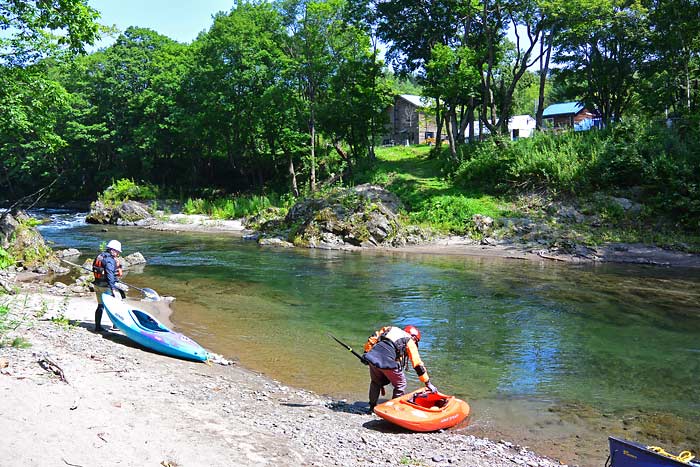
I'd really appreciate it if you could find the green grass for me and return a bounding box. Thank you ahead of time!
[50,314,74,329]
[356,145,510,234]
[183,194,277,219]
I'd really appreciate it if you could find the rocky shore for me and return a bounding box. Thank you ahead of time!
[0,280,567,467]
[141,210,700,269]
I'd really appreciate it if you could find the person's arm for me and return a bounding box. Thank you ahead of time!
[406,339,429,383]
[104,256,120,297]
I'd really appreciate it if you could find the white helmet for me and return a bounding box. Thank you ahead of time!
[106,239,122,253]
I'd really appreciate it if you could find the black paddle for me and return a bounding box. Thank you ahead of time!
[328,333,386,397]
[327,333,367,364]
[59,258,161,301]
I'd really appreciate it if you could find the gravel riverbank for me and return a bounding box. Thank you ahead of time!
[0,282,568,467]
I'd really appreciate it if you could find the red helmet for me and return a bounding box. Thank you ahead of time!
[404,325,421,342]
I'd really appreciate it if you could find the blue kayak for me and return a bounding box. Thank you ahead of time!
[102,293,208,362]
[608,437,699,467]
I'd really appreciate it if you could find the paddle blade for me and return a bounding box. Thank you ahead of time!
[141,288,160,301]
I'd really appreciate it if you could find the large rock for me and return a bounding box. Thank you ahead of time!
[86,200,153,225]
[0,212,20,250]
[0,211,64,273]
[282,184,405,248]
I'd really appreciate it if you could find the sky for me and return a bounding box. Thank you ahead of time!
[88,0,234,49]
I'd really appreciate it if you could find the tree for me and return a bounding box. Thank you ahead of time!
[0,0,100,67]
[639,0,700,116]
[279,0,343,192]
[56,27,188,194]
[0,0,101,199]
[553,0,648,124]
[317,7,393,171]
[424,43,481,158]
[374,0,483,151]
[477,0,551,136]
[184,2,292,192]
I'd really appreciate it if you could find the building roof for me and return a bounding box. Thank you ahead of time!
[542,102,584,118]
[398,94,431,108]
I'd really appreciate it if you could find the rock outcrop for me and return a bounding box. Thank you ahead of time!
[251,185,437,249]
[278,185,408,248]
[0,211,66,274]
[86,200,153,225]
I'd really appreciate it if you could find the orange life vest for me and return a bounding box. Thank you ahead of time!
[92,252,123,282]
[364,326,393,353]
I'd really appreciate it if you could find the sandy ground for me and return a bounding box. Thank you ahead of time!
[0,283,566,467]
[144,214,246,233]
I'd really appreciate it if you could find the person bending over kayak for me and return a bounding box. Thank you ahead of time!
[92,239,128,332]
[362,325,437,414]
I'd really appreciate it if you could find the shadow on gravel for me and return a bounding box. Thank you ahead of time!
[326,400,371,415]
[361,419,411,433]
[73,320,169,357]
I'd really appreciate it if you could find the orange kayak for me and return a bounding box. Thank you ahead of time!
[373,388,470,432]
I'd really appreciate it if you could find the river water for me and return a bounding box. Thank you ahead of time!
[37,210,700,466]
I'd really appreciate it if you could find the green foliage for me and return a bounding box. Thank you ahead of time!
[0,303,21,347]
[9,337,31,349]
[0,0,102,198]
[182,195,276,219]
[409,194,504,234]
[0,248,14,270]
[99,179,159,203]
[453,120,700,231]
[50,314,74,329]
[455,132,597,194]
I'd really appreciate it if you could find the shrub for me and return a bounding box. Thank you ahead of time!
[100,179,159,203]
[0,248,14,269]
[453,132,597,194]
[451,121,700,230]
[182,195,276,220]
[409,194,503,234]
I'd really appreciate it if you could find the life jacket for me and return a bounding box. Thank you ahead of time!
[92,251,123,282]
[364,326,412,370]
[364,326,392,352]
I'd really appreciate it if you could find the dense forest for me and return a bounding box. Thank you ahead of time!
[1,0,699,230]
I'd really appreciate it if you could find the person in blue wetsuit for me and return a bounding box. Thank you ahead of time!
[91,239,127,332]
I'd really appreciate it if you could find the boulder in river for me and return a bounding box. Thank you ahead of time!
[281,184,405,248]
[86,200,154,226]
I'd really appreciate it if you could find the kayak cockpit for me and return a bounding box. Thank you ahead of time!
[131,309,168,332]
[406,391,452,411]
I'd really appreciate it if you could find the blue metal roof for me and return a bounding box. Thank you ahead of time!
[542,102,584,117]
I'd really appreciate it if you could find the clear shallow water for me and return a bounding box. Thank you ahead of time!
[38,213,700,466]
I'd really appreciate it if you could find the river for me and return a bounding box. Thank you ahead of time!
[37,209,700,467]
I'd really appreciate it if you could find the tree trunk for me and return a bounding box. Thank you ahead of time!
[288,153,299,197]
[467,98,475,143]
[536,33,552,130]
[333,141,353,179]
[435,101,443,150]
[309,107,316,192]
[445,110,458,161]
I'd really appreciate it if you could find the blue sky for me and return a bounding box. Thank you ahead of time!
[88,0,233,48]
